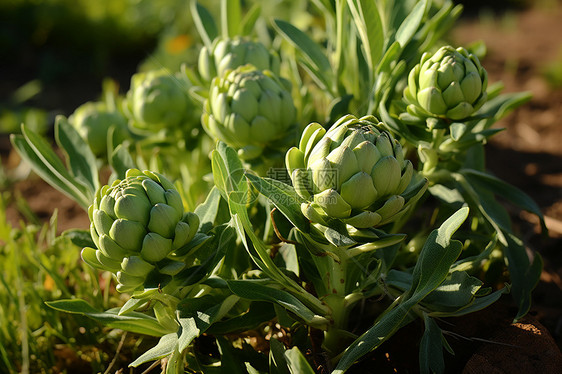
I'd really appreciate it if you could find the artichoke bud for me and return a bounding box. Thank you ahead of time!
[99,195,116,219]
[95,250,122,272]
[93,209,113,237]
[288,115,427,229]
[116,271,145,292]
[354,142,382,173]
[124,69,196,134]
[202,65,296,160]
[164,189,184,217]
[110,219,146,251]
[344,211,382,229]
[89,223,100,249]
[142,179,167,205]
[371,156,401,198]
[121,256,155,277]
[172,221,192,250]
[285,147,306,177]
[198,36,280,83]
[114,194,151,226]
[68,101,128,157]
[340,172,378,209]
[404,45,488,121]
[314,189,351,218]
[84,169,202,292]
[99,234,129,261]
[81,247,105,270]
[299,123,326,152]
[306,137,332,167]
[301,202,329,226]
[375,195,406,224]
[292,168,313,199]
[148,204,181,238]
[141,232,173,263]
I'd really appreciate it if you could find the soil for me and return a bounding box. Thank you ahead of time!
[2,2,562,373]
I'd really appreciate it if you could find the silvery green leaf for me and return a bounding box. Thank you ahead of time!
[269,338,291,374]
[190,1,218,49]
[109,144,136,181]
[461,168,547,234]
[333,207,468,373]
[422,271,482,311]
[45,299,169,337]
[273,19,333,90]
[245,174,309,232]
[395,0,428,47]
[130,333,178,367]
[225,279,325,327]
[62,228,96,248]
[11,126,92,209]
[419,313,447,374]
[207,302,275,335]
[346,0,383,75]
[504,234,543,321]
[55,116,99,194]
[429,286,508,318]
[449,122,466,141]
[429,184,464,205]
[221,0,241,38]
[284,346,316,374]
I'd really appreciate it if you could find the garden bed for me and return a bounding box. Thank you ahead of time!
[2,1,562,372]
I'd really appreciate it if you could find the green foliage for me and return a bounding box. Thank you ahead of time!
[4,0,548,373]
[0,194,128,372]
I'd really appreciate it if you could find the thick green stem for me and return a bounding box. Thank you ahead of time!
[319,248,362,355]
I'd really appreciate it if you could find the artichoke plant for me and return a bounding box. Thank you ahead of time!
[202,65,297,160]
[124,69,196,135]
[81,169,199,293]
[69,101,128,156]
[286,115,428,229]
[198,36,280,83]
[403,46,488,121]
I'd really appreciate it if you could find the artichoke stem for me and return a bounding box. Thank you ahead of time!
[322,294,357,356]
[430,128,446,149]
[319,248,361,356]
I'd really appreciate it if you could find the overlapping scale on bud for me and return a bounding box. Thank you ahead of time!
[124,69,196,134]
[286,115,428,229]
[198,36,280,83]
[81,169,199,293]
[69,101,128,156]
[404,46,488,121]
[202,65,296,160]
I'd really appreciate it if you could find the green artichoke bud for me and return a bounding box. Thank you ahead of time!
[124,69,196,134]
[82,168,199,293]
[286,115,428,229]
[404,46,488,121]
[69,101,128,156]
[198,36,280,82]
[202,65,297,160]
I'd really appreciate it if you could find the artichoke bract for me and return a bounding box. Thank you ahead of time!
[202,65,296,160]
[69,101,128,156]
[404,46,488,121]
[198,36,280,83]
[81,169,199,293]
[124,69,196,134]
[286,115,428,229]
